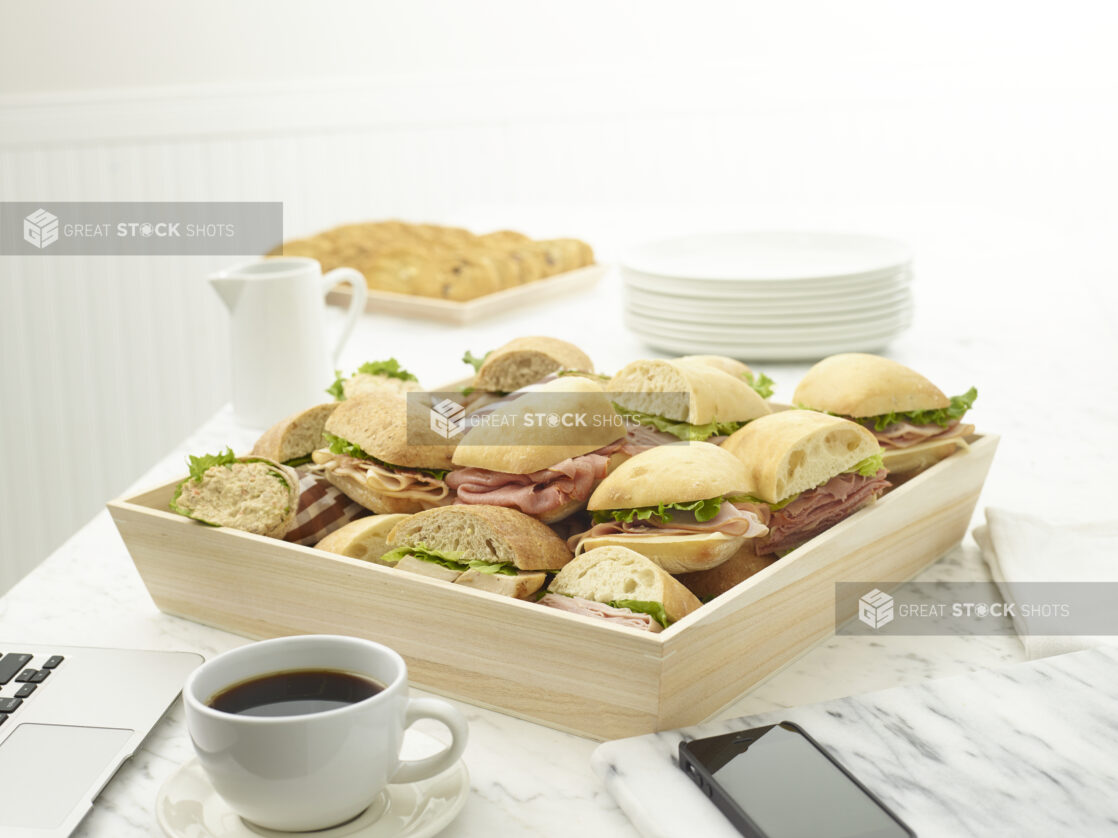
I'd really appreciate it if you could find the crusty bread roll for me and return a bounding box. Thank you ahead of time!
[721,411,880,504]
[387,504,572,572]
[674,355,754,380]
[313,514,410,564]
[588,441,749,510]
[451,377,623,474]
[323,392,456,470]
[676,542,778,601]
[608,360,770,425]
[171,457,299,538]
[548,546,701,624]
[793,353,949,417]
[575,531,743,574]
[473,336,593,393]
[252,403,338,464]
[342,374,422,399]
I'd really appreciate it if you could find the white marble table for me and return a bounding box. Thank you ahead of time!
[5,201,1117,835]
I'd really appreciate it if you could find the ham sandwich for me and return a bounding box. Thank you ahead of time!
[752,469,890,556]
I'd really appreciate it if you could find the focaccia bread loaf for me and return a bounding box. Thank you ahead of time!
[273,221,594,302]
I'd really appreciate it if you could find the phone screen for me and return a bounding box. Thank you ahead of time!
[682,723,912,838]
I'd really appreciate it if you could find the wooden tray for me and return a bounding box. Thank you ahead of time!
[107,435,997,740]
[325,264,606,325]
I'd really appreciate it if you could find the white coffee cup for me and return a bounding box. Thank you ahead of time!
[183,635,468,832]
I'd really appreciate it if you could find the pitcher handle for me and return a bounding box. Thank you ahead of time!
[321,268,367,365]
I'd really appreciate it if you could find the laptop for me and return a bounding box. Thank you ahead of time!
[0,643,202,837]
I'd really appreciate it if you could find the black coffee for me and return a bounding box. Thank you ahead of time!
[207,669,384,717]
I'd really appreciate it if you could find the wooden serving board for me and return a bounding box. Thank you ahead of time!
[325,263,607,324]
[107,435,997,740]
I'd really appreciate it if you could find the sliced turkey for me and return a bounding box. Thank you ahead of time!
[537,593,662,633]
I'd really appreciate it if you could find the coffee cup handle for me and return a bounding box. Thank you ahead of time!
[391,697,469,785]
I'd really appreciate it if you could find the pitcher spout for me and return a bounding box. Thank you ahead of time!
[208,274,246,311]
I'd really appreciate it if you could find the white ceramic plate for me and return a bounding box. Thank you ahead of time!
[623,231,912,283]
[156,731,470,838]
[625,296,912,326]
[625,328,908,361]
[625,311,912,345]
[622,268,912,300]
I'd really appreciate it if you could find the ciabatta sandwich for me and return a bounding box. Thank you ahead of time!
[540,546,702,632]
[570,442,768,573]
[721,411,890,556]
[608,359,771,452]
[311,392,455,514]
[170,448,298,538]
[251,402,338,467]
[381,505,573,599]
[793,353,976,475]
[462,336,594,396]
[674,355,775,399]
[327,358,422,400]
[314,513,410,565]
[446,377,625,523]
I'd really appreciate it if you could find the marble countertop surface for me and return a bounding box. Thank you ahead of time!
[5,202,1116,836]
[594,646,1118,837]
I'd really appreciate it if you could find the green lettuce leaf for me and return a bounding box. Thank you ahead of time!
[355,358,417,382]
[612,404,745,442]
[462,349,491,373]
[326,370,346,401]
[609,600,670,628]
[743,370,775,400]
[847,451,885,477]
[592,497,728,525]
[282,454,313,468]
[323,432,450,479]
[185,447,236,482]
[866,387,977,431]
[380,544,517,575]
[557,369,612,382]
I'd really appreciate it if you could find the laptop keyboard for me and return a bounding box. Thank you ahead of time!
[0,653,63,725]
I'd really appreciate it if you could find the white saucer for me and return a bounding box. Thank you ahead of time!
[156,731,469,838]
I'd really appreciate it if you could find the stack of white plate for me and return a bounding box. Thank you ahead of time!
[621,232,913,361]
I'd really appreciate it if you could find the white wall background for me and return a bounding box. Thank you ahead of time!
[1,1,1116,591]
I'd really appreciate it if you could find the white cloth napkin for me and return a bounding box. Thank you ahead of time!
[974,507,1118,660]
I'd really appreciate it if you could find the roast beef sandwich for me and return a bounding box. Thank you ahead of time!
[607,359,771,452]
[721,411,890,557]
[570,441,768,573]
[311,392,456,514]
[170,448,299,538]
[793,353,976,475]
[540,545,702,632]
[446,377,625,523]
[381,504,573,599]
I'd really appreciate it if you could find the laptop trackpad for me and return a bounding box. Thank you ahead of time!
[0,724,133,829]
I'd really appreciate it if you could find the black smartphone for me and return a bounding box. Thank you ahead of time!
[678,721,916,838]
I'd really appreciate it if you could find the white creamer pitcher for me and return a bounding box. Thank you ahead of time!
[209,257,367,428]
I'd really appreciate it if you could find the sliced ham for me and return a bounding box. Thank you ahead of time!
[312,451,450,502]
[567,502,768,552]
[538,593,662,633]
[755,469,890,556]
[445,444,617,518]
[866,419,973,450]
